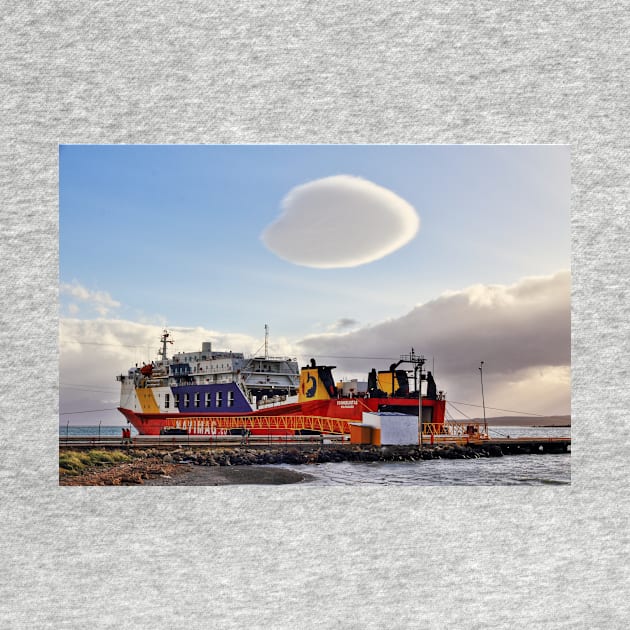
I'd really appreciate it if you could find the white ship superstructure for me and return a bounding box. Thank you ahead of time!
[117,330,300,423]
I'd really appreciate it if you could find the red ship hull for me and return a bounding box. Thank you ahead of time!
[119,396,446,436]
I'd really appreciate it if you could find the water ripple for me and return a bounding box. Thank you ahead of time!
[282,454,570,486]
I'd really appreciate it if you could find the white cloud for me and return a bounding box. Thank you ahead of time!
[60,282,121,317]
[261,175,419,268]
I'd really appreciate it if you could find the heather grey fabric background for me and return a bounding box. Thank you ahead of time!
[1,2,628,628]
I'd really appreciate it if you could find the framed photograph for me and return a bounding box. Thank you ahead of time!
[59,144,570,485]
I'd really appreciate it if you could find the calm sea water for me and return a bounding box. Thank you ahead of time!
[59,425,570,486]
[282,453,569,486]
[289,426,571,486]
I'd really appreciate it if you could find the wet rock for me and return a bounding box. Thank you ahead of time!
[487,445,503,457]
[282,449,307,465]
[438,446,461,459]
[329,450,345,463]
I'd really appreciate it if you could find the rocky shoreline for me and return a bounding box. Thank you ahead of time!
[155,442,507,467]
[61,439,570,486]
[60,443,509,486]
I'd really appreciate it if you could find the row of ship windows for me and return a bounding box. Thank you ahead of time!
[163,392,235,409]
[171,365,235,375]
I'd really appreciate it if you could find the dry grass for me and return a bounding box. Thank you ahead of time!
[59,450,131,476]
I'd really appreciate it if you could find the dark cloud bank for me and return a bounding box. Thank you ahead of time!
[298,271,570,415]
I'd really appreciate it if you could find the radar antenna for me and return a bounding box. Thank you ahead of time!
[398,348,426,392]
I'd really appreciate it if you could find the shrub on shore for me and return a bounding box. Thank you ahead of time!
[59,450,131,476]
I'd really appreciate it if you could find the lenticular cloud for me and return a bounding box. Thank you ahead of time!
[261,175,420,268]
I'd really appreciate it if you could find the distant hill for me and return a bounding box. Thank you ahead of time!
[469,415,571,427]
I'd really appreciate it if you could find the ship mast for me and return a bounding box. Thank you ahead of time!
[158,329,174,362]
[264,324,269,359]
[398,349,426,441]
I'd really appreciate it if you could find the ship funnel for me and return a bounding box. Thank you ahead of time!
[377,369,409,396]
[298,364,337,403]
[202,342,212,353]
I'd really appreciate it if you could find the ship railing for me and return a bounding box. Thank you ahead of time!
[165,414,353,435]
[256,395,288,407]
[246,355,296,361]
[160,417,489,440]
[421,421,488,444]
[144,378,168,387]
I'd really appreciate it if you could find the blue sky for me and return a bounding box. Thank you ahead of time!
[59,145,571,424]
[60,144,569,336]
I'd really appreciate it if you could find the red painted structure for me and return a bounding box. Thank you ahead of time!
[119,391,446,436]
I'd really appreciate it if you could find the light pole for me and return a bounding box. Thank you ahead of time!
[418,359,424,446]
[419,375,423,446]
[479,361,487,436]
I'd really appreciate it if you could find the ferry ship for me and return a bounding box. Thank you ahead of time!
[117,330,446,436]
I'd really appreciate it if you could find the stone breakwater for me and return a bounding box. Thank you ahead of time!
[156,443,507,467]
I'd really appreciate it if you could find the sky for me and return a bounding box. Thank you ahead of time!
[59,144,570,425]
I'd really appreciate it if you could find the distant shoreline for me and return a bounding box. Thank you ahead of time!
[483,416,571,427]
